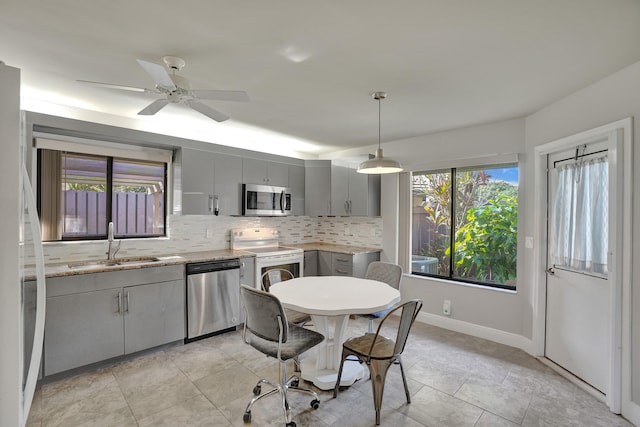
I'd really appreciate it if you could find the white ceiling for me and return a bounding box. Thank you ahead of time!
[1,0,639,159]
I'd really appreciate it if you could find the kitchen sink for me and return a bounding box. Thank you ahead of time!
[67,256,162,269]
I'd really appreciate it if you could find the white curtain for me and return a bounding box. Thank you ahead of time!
[551,156,608,275]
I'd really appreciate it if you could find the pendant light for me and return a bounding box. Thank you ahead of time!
[357,91,403,174]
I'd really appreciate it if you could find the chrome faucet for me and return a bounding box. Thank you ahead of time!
[106,222,121,262]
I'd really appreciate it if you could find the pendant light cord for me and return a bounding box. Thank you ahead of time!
[378,95,381,150]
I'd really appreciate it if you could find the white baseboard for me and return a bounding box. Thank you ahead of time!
[415,311,535,355]
[622,400,640,426]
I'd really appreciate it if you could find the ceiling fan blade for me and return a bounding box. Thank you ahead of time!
[185,100,230,122]
[137,99,171,115]
[77,79,156,93]
[136,59,176,91]
[190,90,250,102]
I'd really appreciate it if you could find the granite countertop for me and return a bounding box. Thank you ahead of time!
[287,242,382,255]
[28,243,380,280]
[32,249,255,279]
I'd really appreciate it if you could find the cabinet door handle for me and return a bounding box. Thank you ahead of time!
[240,261,245,278]
[336,269,348,274]
[344,200,349,214]
[116,292,122,314]
[125,291,130,313]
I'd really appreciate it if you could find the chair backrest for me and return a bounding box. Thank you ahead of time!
[365,262,403,290]
[240,284,288,343]
[373,299,423,356]
[261,268,294,292]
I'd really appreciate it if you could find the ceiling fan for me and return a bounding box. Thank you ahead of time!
[78,56,249,122]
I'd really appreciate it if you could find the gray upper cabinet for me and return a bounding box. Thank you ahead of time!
[242,158,289,187]
[181,148,242,215]
[181,148,215,215]
[331,165,350,216]
[305,160,332,216]
[288,164,305,215]
[330,162,381,216]
[214,153,242,215]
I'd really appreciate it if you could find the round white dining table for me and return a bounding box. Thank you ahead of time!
[270,276,401,390]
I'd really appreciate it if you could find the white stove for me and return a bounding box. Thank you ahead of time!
[230,228,304,287]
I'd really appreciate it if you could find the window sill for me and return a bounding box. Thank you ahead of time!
[404,273,517,294]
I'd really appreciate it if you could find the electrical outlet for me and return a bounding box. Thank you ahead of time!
[370,228,376,237]
[344,227,350,235]
[525,236,534,249]
[206,228,214,238]
[443,300,451,316]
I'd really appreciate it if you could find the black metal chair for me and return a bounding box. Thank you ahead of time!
[360,261,403,332]
[240,285,324,427]
[334,299,423,425]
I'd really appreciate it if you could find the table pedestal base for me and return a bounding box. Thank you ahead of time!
[297,314,369,390]
[300,357,367,391]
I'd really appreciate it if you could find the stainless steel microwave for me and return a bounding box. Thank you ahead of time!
[242,184,292,216]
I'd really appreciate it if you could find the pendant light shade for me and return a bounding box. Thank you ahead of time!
[357,92,403,174]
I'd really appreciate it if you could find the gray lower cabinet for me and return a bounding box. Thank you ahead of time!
[45,288,124,375]
[124,280,184,354]
[240,257,255,288]
[318,251,333,276]
[316,251,380,278]
[44,265,185,376]
[304,250,318,276]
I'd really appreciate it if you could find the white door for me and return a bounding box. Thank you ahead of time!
[545,141,610,394]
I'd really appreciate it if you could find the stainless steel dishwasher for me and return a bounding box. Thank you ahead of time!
[186,259,241,342]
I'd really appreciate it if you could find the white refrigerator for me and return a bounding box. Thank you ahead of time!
[0,62,46,426]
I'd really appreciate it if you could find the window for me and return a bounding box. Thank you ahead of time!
[38,149,167,241]
[411,164,518,289]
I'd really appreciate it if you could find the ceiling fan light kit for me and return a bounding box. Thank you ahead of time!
[78,56,249,122]
[357,91,403,174]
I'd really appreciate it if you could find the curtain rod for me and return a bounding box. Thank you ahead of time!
[553,148,608,168]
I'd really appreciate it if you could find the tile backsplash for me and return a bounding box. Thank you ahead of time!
[31,216,382,265]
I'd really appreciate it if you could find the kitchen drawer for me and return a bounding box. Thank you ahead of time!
[331,253,353,276]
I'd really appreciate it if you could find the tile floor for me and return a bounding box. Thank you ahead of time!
[27,318,634,427]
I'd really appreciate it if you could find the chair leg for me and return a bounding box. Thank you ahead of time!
[396,356,411,403]
[369,359,393,425]
[244,386,280,415]
[333,353,348,398]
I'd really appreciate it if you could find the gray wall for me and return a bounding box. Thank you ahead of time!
[380,118,528,336]
[525,60,640,406]
[379,59,640,409]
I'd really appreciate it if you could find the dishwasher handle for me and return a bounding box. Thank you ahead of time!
[186,259,240,275]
